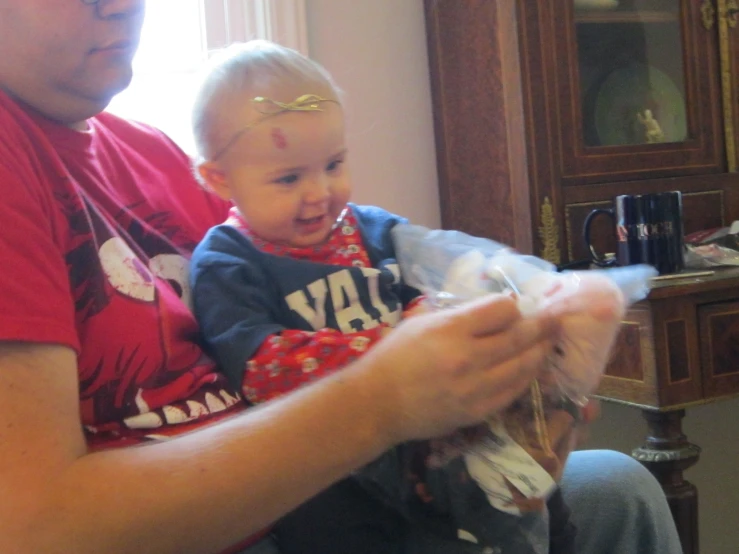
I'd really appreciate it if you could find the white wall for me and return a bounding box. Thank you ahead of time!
[305,1,739,553]
[306,0,440,227]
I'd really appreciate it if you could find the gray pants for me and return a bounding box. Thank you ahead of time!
[243,449,683,554]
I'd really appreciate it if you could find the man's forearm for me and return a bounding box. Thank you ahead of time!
[16,359,392,554]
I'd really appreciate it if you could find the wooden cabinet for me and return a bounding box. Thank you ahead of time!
[697,297,739,397]
[600,270,739,407]
[424,0,739,268]
[594,271,739,554]
[424,3,739,552]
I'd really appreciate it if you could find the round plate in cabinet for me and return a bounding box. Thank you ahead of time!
[594,62,688,146]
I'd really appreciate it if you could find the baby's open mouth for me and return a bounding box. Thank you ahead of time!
[298,215,325,225]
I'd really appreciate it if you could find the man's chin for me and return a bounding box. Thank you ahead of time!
[97,68,134,103]
[76,63,134,100]
[63,63,131,97]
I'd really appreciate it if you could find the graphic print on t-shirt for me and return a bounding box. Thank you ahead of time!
[284,264,402,332]
[58,191,240,443]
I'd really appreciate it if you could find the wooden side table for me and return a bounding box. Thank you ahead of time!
[595,268,739,554]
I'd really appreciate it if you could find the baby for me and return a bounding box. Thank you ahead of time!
[189,40,604,554]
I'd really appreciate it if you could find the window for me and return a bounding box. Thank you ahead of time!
[107,0,307,155]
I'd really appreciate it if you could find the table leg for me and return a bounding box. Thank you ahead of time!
[631,409,701,554]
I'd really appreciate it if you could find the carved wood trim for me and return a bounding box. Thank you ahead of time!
[538,197,561,265]
[718,0,738,170]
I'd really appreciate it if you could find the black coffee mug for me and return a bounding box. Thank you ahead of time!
[583,191,684,275]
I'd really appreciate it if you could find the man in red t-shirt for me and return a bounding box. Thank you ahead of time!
[0,2,683,554]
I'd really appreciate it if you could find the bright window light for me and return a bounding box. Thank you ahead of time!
[107,0,308,155]
[107,0,209,154]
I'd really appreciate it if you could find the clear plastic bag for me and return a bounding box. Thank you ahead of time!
[391,224,656,528]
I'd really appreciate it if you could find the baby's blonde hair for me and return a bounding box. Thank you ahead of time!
[192,40,341,163]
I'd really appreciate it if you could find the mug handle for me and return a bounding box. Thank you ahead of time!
[583,208,617,267]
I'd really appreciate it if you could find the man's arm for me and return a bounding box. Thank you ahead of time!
[0,342,392,554]
[0,294,558,554]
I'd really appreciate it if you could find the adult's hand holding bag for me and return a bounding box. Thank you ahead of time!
[392,224,656,516]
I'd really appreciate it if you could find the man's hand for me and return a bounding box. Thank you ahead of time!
[359,293,561,444]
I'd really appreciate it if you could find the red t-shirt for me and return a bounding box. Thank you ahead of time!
[0,91,247,448]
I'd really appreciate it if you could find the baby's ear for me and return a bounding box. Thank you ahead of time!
[196,161,230,200]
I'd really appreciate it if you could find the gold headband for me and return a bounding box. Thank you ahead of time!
[210,94,340,161]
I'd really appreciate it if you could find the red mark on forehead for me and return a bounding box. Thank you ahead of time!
[271,127,288,150]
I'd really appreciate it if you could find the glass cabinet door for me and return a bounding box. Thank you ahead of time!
[574,0,688,147]
[540,0,725,185]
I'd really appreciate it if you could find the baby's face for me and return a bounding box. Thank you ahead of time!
[219,100,351,248]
